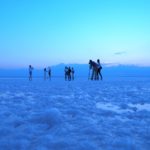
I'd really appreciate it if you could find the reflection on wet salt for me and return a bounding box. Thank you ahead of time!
[129,103,150,111]
[96,102,132,113]
[96,102,150,113]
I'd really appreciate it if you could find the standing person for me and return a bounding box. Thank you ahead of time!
[97,59,103,80]
[64,66,68,81]
[89,60,98,80]
[48,67,51,80]
[71,67,75,80]
[29,65,34,81]
[44,68,47,80]
[68,67,72,81]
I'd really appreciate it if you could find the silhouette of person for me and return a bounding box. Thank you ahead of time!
[68,67,72,81]
[48,67,51,80]
[71,67,75,80]
[44,68,47,80]
[97,59,103,80]
[29,65,34,81]
[65,66,68,81]
[89,60,98,80]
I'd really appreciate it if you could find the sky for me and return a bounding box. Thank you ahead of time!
[0,0,150,68]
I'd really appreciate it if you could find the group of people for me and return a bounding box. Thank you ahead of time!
[64,67,75,81]
[29,65,51,81]
[44,67,51,80]
[89,59,103,80]
[29,59,103,81]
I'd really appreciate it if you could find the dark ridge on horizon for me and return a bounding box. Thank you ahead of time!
[0,63,150,70]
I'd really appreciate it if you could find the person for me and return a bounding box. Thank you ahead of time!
[29,65,34,81]
[68,67,72,81]
[71,67,75,80]
[64,66,68,81]
[89,60,98,80]
[48,67,51,80]
[44,68,47,80]
[97,59,103,80]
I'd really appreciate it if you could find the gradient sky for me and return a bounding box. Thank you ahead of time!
[0,0,150,68]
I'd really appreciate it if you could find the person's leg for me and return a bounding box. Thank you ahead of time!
[91,69,94,80]
[100,71,103,80]
[67,73,69,80]
[65,72,67,80]
[31,72,32,80]
[70,73,72,81]
[97,69,100,80]
[70,73,72,80]
[65,73,66,80]
[44,72,46,80]
[94,69,97,80]
[29,72,30,80]
[29,72,32,81]
[94,70,98,80]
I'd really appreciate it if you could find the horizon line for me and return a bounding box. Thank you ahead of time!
[0,63,150,70]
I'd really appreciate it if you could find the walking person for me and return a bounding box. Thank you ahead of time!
[29,65,34,81]
[97,59,103,80]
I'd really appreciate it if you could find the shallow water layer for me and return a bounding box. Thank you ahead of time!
[0,77,150,150]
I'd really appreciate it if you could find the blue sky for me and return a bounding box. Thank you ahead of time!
[0,0,150,68]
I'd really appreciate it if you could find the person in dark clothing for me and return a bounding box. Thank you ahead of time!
[97,59,103,80]
[71,67,75,80]
[44,68,47,80]
[68,67,72,81]
[29,65,34,81]
[64,66,68,81]
[48,67,51,80]
[89,60,98,80]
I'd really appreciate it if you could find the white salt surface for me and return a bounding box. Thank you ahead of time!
[0,77,150,150]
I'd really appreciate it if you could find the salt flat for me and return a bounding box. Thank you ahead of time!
[0,77,150,150]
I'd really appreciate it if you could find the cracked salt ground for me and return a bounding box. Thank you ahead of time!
[0,77,150,150]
